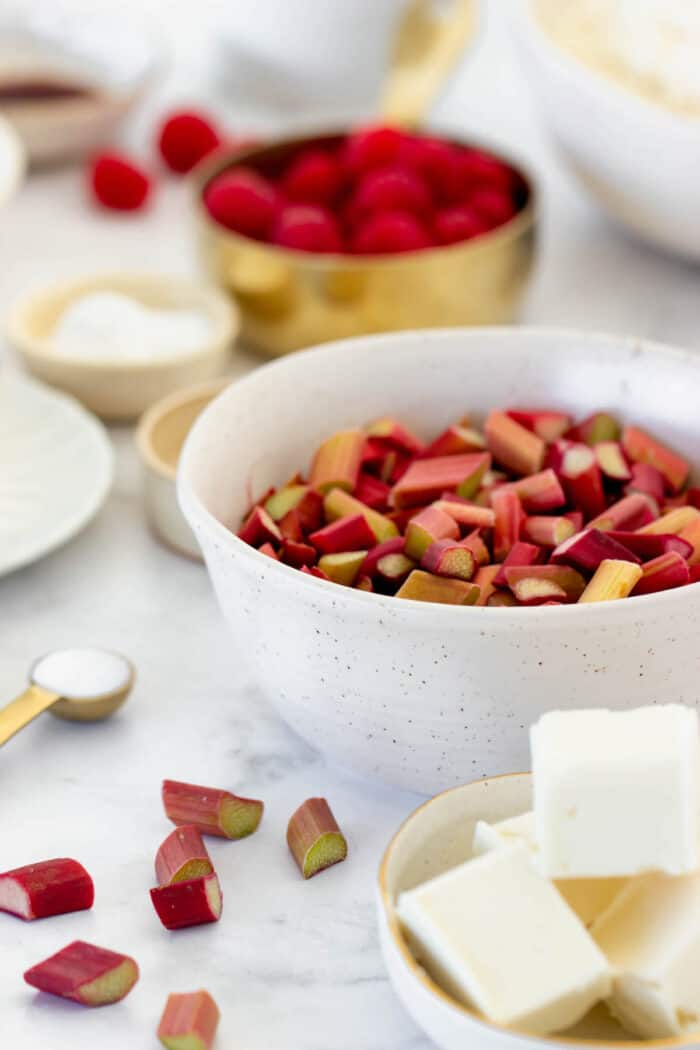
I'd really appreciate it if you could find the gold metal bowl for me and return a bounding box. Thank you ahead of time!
[193,132,538,358]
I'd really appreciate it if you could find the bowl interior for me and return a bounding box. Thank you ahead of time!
[139,381,230,480]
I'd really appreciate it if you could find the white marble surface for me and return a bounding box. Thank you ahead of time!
[2,3,700,1048]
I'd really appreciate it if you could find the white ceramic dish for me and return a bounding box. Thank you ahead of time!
[0,373,113,577]
[377,772,694,1049]
[511,1,700,260]
[7,273,238,421]
[0,115,25,205]
[178,327,700,795]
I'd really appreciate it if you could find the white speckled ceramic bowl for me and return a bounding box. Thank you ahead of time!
[178,328,700,795]
[378,773,696,1049]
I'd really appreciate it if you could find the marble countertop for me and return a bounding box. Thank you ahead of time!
[2,4,699,1048]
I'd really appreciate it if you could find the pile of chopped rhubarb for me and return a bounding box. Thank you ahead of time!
[238,410,699,606]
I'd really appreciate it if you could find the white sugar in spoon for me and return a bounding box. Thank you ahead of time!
[0,648,134,746]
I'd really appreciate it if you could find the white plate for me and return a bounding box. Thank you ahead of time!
[0,374,113,576]
[0,115,25,205]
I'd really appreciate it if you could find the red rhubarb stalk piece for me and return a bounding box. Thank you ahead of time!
[404,505,459,560]
[162,779,263,839]
[421,424,485,458]
[375,552,415,585]
[433,496,496,529]
[294,489,324,532]
[317,550,367,585]
[158,990,220,1050]
[687,488,700,510]
[277,508,304,542]
[359,537,406,577]
[624,462,666,503]
[551,529,641,572]
[504,565,587,605]
[390,452,490,509]
[607,530,693,561]
[355,574,374,591]
[309,514,376,554]
[150,874,222,930]
[459,529,490,566]
[690,565,700,584]
[258,542,279,560]
[395,569,480,605]
[421,540,476,580]
[589,493,657,532]
[287,798,348,879]
[300,564,330,580]
[354,472,391,510]
[491,487,524,561]
[558,444,606,519]
[622,425,690,494]
[523,515,576,548]
[506,409,572,442]
[632,552,690,596]
[499,469,566,513]
[238,506,282,547]
[595,441,632,482]
[493,542,544,587]
[485,410,545,477]
[0,858,94,920]
[679,518,700,565]
[473,564,501,605]
[309,429,365,493]
[155,826,213,886]
[366,417,424,455]
[281,539,317,568]
[323,488,398,542]
[567,412,620,445]
[24,941,139,1006]
[565,510,584,532]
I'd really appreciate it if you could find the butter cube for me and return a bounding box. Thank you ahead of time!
[473,813,626,927]
[531,706,699,878]
[592,872,700,1039]
[397,846,611,1035]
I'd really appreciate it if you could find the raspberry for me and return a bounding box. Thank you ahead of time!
[203,167,280,238]
[341,125,406,177]
[347,166,432,222]
[157,110,221,174]
[403,137,461,201]
[89,153,152,211]
[281,149,343,205]
[454,149,514,195]
[434,206,489,244]
[468,186,516,228]
[273,205,343,253]
[351,211,433,254]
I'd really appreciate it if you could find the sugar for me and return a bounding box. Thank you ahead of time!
[32,648,132,699]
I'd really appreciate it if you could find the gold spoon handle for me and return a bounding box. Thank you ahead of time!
[380,0,477,129]
[0,685,60,747]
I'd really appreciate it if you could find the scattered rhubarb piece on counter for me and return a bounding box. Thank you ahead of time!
[0,858,94,920]
[493,542,544,588]
[421,540,476,580]
[24,941,139,1006]
[523,516,576,548]
[317,550,367,585]
[287,798,347,879]
[158,990,220,1050]
[622,426,690,494]
[309,514,376,554]
[504,565,586,605]
[323,488,398,541]
[637,506,700,536]
[632,552,690,596]
[579,560,644,603]
[491,487,524,562]
[309,429,365,493]
[485,410,545,477]
[162,780,263,840]
[404,505,459,560]
[506,409,571,442]
[551,530,641,572]
[155,826,214,887]
[151,874,222,930]
[396,570,480,605]
[390,452,490,508]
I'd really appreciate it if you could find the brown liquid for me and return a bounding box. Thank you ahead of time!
[0,80,94,103]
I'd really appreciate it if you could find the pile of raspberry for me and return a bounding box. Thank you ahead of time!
[203,125,526,256]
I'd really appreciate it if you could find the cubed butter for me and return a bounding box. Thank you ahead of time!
[531,705,699,878]
[396,845,611,1035]
[473,812,626,927]
[592,871,700,1039]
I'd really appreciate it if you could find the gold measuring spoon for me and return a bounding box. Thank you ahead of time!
[0,648,134,746]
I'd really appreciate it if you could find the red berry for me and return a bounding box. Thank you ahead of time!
[157,110,221,174]
[351,211,433,254]
[434,206,489,244]
[348,166,432,222]
[341,125,406,177]
[403,137,460,201]
[468,186,516,228]
[281,149,343,205]
[204,167,280,238]
[89,153,151,211]
[273,205,343,253]
[454,149,514,195]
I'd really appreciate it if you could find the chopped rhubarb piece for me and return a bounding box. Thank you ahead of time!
[390,452,490,508]
[499,469,566,513]
[238,506,282,547]
[355,574,374,592]
[323,488,398,542]
[258,542,279,560]
[158,990,220,1050]
[687,488,700,510]
[679,518,700,565]
[287,797,348,879]
[361,436,389,467]
[568,412,620,445]
[504,565,586,605]
[589,493,657,532]
[491,487,524,561]
[359,537,406,577]
[459,529,490,566]
[294,489,324,532]
[150,874,222,930]
[485,410,545,477]
[309,429,365,493]
[309,514,376,554]
[506,410,572,442]
[395,570,480,605]
[354,472,391,510]
[523,515,576,548]
[607,530,693,561]
[493,542,544,587]
[162,779,263,840]
[24,941,138,1006]
[579,559,643,603]
[632,552,690,596]
[622,425,690,494]
[278,508,304,542]
[300,565,330,580]
[595,441,631,482]
[421,540,476,580]
[155,826,213,887]
[317,550,367,585]
[473,564,500,605]
[421,424,486,458]
[565,510,584,532]
[264,484,309,521]
[690,565,700,584]
[558,444,606,519]
[281,539,317,567]
[551,529,641,572]
[379,449,408,483]
[386,507,416,532]
[624,462,666,503]
[366,417,423,454]
[663,495,690,511]
[0,858,93,920]
[375,552,415,584]
[404,505,459,560]
[487,590,518,607]
[637,506,700,536]
[433,497,496,529]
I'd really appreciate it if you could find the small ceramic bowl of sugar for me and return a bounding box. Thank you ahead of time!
[6,273,238,420]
